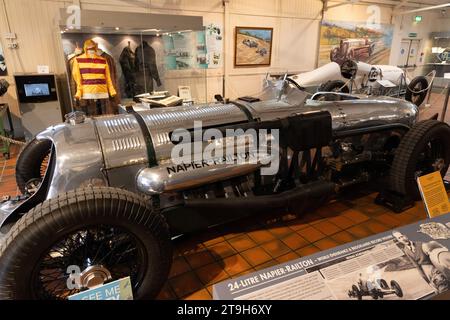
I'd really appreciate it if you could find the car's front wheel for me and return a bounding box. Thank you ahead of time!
[0,187,172,300]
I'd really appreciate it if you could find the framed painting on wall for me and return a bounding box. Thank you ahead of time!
[234,27,273,67]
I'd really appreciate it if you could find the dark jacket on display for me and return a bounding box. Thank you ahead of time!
[135,41,161,93]
[120,46,137,98]
[120,46,136,75]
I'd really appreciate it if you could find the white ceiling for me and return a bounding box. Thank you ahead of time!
[349,0,450,9]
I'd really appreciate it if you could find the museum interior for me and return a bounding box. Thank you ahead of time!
[0,0,450,301]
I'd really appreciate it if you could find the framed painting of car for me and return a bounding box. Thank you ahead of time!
[235,27,273,67]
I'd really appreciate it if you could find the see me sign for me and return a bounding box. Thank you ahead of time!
[69,277,133,300]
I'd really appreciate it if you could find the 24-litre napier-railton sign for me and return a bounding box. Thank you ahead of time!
[214,214,450,300]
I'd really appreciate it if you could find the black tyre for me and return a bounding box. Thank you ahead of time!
[405,76,428,107]
[390,120,450,200]
[391,280,403,298]
[15,138,52,194]
[0,187,172,300]
[318,80,350,94]
[377,279,389,290]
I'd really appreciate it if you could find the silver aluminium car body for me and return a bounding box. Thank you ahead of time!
[0,83,419,229]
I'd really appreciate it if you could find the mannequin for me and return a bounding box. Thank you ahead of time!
[72,39,117,102]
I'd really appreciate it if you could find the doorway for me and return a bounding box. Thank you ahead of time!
[398,39,421,68]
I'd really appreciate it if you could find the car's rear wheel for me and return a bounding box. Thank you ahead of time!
[0,187,172,300]
[389,120,450,200]
[15,138,52,194]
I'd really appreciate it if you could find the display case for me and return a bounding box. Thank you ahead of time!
[423,32,450,88]
[59,10,217,115]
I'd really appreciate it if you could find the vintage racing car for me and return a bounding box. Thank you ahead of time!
[243,39,258,48]
[288,60,431,107]
[330,38,376,65]
[257,48,268,57]
[0,78,449,300]
[348,278,404,300]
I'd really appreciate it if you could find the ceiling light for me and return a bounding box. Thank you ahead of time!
[142,28,160,32]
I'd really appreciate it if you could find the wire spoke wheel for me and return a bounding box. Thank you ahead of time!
[0,188,172,300]
[32,225,146,300]
[414,138,446,179]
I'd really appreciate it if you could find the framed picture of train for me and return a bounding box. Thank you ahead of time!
[235,27,273,67]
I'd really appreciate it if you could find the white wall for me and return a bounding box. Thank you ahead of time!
[323,1,393,24]
[1,0,448,124]
[225,0,322,99]
[0,0,67,123]
[0,0,324,122]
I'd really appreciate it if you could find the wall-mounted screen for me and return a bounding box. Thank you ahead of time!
[24,83,51,97]
[15,74,58,103]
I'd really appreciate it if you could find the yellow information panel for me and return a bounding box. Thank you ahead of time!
[417,171,450,218]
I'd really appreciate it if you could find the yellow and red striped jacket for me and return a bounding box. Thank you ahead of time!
[72,53,117,100]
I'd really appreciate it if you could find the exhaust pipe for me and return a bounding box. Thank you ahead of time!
[137,154,273,195]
